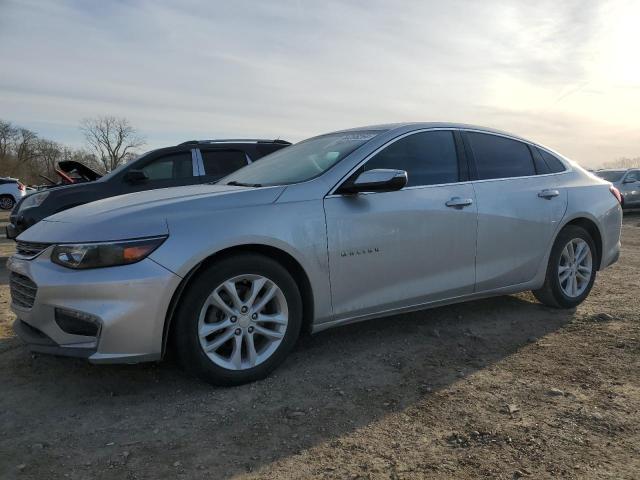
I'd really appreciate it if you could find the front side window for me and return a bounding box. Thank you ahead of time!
[467,132,535,180]
[221,130,383,186]
[363,131,458,187]
[141,152,193,180]
[201,150,248,177]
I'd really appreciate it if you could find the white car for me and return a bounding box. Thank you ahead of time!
[0,177,26,210]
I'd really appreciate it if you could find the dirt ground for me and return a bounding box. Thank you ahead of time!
[0,210,638,480]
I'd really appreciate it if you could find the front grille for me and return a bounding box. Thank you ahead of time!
[10,272,38,309]
[16,241,50,258]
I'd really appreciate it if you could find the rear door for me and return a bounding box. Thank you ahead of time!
[464,131,567,291]
[324,130,478,320]
[197,148,251,183]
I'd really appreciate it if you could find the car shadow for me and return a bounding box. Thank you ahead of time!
[0,293,575,478]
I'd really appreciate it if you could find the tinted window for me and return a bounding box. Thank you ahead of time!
[142,152,193,180]
[595,170,625,182]
[201,150,248,177]
[538,149,566,173]
[364,131,458,187]
[626,171,640,182]
[467,133,535,180]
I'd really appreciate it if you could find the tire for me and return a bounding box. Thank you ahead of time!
[174,253,303,386]
[533,225,597,308]
[0,195,15,210]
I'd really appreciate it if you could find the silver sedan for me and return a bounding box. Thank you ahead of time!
[9,123,622,385]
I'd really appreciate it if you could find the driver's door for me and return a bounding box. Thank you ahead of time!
[324,130,478,321]
[120,149,200,194]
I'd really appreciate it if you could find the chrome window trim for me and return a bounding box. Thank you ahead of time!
[327,127,572,197]
[194,148,204,176]
[192,148,201,176]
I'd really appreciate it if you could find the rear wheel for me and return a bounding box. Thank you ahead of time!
[533,225,597,308]
[174,253,302,386]
[0,195,15,210]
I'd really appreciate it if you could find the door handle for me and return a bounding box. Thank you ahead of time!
[538,189,560,199]
[445,197,473,208]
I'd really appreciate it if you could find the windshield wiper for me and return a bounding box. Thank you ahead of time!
[226,181,263,187]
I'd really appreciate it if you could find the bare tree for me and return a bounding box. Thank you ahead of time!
[14,128,39,163]
[36,139,64,177]
[80,115,145,172]
[0,120,16,160]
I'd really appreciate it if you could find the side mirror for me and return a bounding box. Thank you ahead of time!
[340,169,408,194]
[123,169,149,184]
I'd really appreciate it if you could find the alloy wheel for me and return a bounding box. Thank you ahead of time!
[0,197,14,210]
[558,238,592,298]
[197,274,289,370]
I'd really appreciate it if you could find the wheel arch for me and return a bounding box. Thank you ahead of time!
[557,215,603,270]
[161,243,315,357]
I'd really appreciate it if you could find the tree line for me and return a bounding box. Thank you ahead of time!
[0,116,145,185]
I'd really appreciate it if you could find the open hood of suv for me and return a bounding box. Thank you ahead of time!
[57,160,102,183]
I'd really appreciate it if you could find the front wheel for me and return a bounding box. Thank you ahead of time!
[533,225,597,308]
[174,253,303,386]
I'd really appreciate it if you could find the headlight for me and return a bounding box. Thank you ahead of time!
[20,191,49,209]
[51,237,167,269]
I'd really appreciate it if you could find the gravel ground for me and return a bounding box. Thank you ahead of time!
[0,210,638,479]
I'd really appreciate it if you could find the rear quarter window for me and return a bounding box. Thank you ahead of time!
[537,148,566,173]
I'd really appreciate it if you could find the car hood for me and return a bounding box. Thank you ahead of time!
[17,184,286,243]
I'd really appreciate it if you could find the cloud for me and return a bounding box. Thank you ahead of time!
[0,0,638,166]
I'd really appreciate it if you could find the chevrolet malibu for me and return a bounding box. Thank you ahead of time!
[9,123,622,385]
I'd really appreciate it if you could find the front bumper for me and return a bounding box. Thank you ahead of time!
[8,249,182,363]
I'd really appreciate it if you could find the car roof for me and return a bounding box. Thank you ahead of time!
[177,139,291,146]
[328,122,535,142]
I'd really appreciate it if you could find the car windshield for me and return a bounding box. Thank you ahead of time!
[595,170,625,182]
[220,130,383,186]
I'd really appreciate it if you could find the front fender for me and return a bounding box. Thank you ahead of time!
[149,200,333,325]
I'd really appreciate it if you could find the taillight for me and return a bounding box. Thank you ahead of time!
[609,185,622,204]
[18,182,25,192]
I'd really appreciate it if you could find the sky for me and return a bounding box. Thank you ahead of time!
[1,0,639,167]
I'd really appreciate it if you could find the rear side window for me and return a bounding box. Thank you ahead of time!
[364,130,459,187]
[467,132,535,180]
[142,152,193,180]
[201,150,248,177]
[538,148,566,173]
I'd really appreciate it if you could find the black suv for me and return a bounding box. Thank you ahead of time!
[7,139,290,239]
